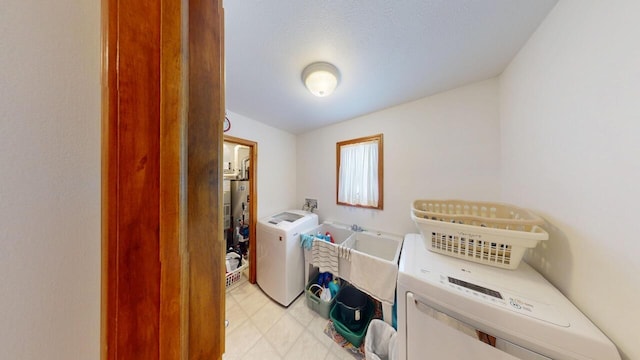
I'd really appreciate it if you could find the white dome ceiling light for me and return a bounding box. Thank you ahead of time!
[302,62,340,97]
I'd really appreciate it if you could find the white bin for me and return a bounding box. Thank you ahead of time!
[365,319,397,360]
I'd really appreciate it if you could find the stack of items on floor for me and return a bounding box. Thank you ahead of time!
[305,271,376,348]
[329,285,375,347]
[302,228,396,353]
[305,271,340,319]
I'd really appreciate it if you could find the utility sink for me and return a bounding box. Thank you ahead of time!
[304,221,403,325]
[314,221,403,264]
[309,223,353,245]
[349,231,403,263]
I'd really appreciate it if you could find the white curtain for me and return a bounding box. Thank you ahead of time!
[338,140,378,207]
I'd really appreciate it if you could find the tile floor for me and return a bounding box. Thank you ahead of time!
[223,280,357,360]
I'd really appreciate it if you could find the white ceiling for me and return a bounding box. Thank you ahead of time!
[223,0,558,134]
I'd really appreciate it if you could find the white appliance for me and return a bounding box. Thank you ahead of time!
[397,234,620,360]
[230,180,250,229]
[223,180,231,230]
[257,210,318,306]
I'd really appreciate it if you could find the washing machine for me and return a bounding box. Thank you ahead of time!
[397,233,620,360]
[257,210,318,306]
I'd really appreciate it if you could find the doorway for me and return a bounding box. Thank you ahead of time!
[223,135,257,284]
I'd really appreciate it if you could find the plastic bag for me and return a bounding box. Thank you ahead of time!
[320,286,332,302]
[309,284,332,302]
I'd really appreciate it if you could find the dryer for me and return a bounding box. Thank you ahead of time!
[397,234,620,360]
[257,210,318,306]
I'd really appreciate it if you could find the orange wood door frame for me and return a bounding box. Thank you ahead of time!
[223,135,258,283]
[101,0,225,358]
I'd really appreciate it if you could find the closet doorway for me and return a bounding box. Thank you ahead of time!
[223,135,258,283]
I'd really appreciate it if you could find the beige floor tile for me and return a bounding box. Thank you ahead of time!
[230,281,259,303]
[287,294,319,327]
[283,329,330,360]
[239,288,271,317]
[226,294,238,311]
[323,351,343,360]
[307,315,335,348]
[264,313,305,357]
[242,337,281,360]
[329,341,358,360]
[251,299,286,334]
[225,318,262,359]
[225,301,249,335]
[222,352,241,360]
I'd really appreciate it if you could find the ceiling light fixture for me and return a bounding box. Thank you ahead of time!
[302,62,340,97]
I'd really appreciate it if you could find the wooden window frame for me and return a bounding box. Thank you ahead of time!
[336,133,384,210]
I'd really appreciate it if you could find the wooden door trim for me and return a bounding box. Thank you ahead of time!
[101,0,225,358]
[159,0,188,357]
[224,135,258,283]
[102,1,163,358]
[187,0,226,357]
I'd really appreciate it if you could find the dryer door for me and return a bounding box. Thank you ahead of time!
[406,292,551,360]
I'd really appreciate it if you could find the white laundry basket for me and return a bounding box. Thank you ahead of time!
[225,257,248,291]
[412,199,544,230]
[365,319,397,360]
[411,200,548,270]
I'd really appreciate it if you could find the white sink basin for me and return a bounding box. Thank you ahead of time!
[314,221,403,264]
[350,231,403,263]
[303,223,353,244]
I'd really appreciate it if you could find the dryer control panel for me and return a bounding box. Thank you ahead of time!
[421,269,569,327]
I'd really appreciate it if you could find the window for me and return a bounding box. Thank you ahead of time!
[336,134,383,209]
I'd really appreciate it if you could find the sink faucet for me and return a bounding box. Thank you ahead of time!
[351,224,364,232]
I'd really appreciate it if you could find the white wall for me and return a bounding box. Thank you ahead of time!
[0,1,101,359]
[222,143,250,175]
[225,111,298,218]
[500,1,640,358]
[297,78,501,235]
